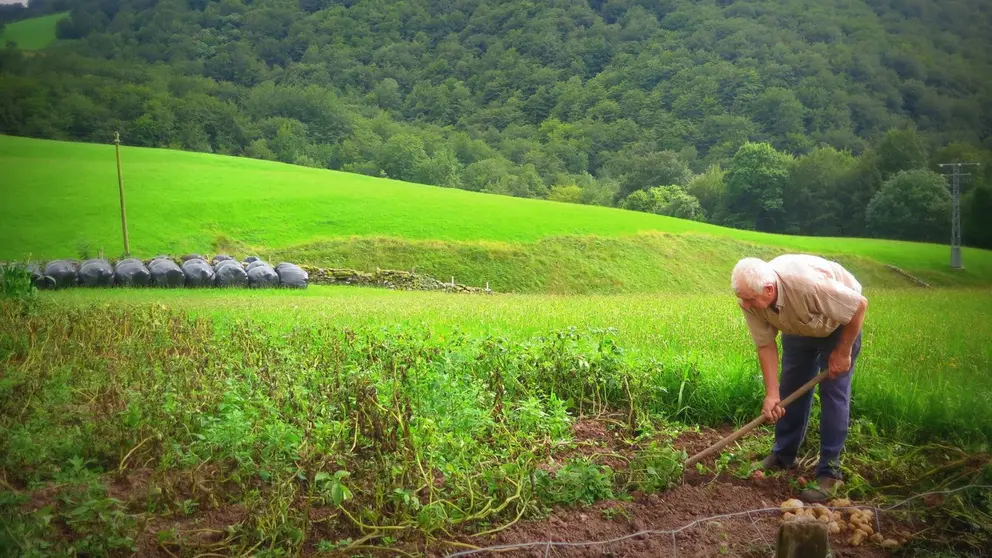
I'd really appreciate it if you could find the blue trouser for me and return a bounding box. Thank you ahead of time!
[772,325,862,479]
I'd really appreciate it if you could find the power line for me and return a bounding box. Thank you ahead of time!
[938,162,979,269]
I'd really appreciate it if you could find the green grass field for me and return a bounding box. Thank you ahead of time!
[3,135,991,292]
[0,12,68,50]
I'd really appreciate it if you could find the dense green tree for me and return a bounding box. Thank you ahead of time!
[130,99,175,147]
[621,185,704,221]
[653,185,705,221]
[265,118,311,164]
[462,158,513,193]
[752,87,809,152]
[547,184,584,204]
[965,186,992,249]
[866,170,951,243]
[685,164,725,219]
[621,190,653,213]
[876,128,928,180]
[606,148,692,198]
[415,147,462,188]
[785,147,857,236]
[722,142,792,232]
[376,133,428,182]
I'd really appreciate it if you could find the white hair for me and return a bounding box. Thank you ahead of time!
[731,257,776,295]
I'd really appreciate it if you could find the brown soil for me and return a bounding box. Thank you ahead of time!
[435,484,892,558]
[542,415,633,472]
[431,421,900,558]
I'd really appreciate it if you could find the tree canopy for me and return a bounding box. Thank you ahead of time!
[2,0,991,247]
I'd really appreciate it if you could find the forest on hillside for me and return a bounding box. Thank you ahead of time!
[2,0,991,247]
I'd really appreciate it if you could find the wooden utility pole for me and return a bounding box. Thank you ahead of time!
[115,131,130,256]
[776,520,829,558]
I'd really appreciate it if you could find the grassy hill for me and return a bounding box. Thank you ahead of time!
[0,12,67,50]
[3,134,991,293]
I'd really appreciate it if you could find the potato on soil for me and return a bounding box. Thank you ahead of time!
[780,499,804,512]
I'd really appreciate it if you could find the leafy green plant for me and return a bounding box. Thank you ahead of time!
[601,504,632,521]
[510,393,572,440]
[628,443,686,493]
[314,470,353,507]
[0,491,57,557]
[59,483,138,555]
[0,261,36,301]
[535,459,615,507]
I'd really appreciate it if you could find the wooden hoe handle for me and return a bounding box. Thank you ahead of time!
[684,370,830,468]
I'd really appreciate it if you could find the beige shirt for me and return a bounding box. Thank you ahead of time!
[741,255,865,347]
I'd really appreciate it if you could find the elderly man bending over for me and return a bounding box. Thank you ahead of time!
[731,255,868,502]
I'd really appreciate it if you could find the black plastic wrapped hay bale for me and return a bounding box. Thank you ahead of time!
[247,263,279,288]
[78,259,115,287]
[214,259,247,288]
[212,254,235,265]
[21,263,54,290]
[44,259,79,288]
[182,258,215,287]
[149,258,185,288]
[34,275,57,290]
[275,262,308,289]
[115,259,151,287]
[22,263,56,290]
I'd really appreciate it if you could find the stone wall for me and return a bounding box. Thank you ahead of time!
[884,264,931,288]
[301,265,493,294]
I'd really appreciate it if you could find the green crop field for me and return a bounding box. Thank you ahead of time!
[43,285,992,445]
[0,12,68,50]
[2,284,990,555]
[3,135,992,293]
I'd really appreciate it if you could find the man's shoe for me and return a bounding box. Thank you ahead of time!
[800,477,844,503]
[756,453,794,471]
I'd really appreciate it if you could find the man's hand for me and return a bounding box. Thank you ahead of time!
[762,395,785,423]
[828,348,852,379]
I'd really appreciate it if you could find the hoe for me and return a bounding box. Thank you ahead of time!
[685,369,830,468]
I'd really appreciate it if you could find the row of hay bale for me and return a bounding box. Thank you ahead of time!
[25,254,307,289]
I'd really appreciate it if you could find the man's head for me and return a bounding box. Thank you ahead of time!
[731,257,777,310]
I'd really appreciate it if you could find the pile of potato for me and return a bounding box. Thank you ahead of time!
[778,498,907,548]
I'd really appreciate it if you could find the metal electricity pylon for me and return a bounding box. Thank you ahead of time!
[938,162,979,269]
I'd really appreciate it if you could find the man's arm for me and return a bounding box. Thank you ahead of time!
[757,342,785,422]
[836,296,868,353]
[758,342,779,395]
[828,295,867,378]
[740,309,782,421]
